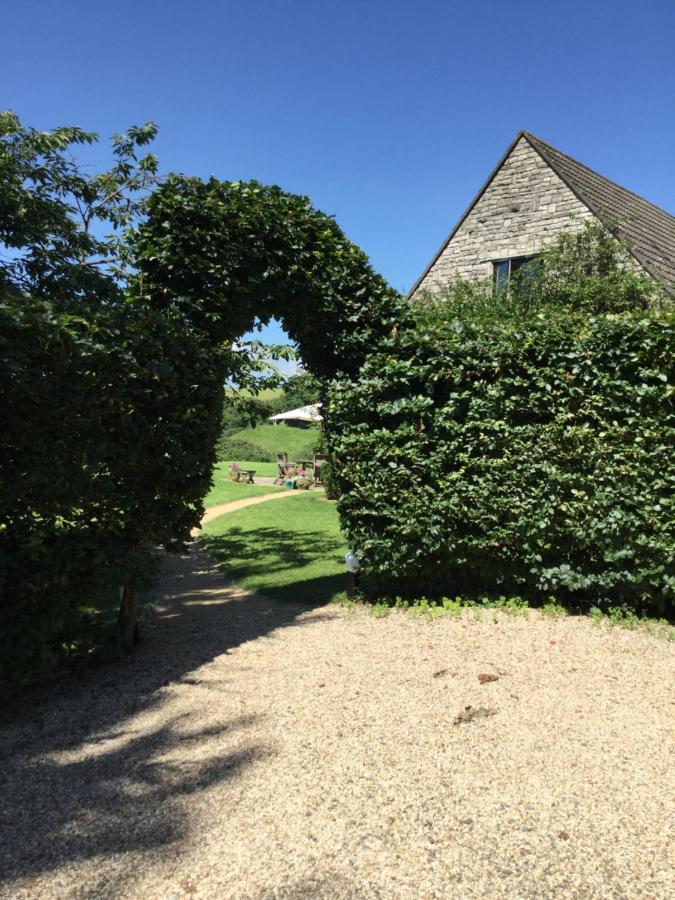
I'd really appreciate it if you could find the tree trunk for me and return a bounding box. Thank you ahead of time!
[117,584,140,652]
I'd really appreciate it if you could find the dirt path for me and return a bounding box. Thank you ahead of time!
[0,543,673,899]
[199,489,300,528]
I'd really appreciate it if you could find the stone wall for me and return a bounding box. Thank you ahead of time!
[413,136,595,294]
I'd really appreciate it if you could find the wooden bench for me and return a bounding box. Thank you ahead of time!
[236,469,256,484]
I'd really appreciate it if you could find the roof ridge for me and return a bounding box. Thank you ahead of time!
[522,131,675,223]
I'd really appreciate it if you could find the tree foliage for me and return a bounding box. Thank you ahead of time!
[271,372,321,412]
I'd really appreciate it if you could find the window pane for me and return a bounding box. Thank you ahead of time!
[493,260,510,292]
[512,255,541,295]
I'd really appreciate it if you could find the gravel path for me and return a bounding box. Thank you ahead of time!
[1,544,673,899]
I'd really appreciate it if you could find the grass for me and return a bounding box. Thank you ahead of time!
[217,459,278,478]
[244,387,285,402]
[202,492,347,604]
[205,463,282,507]
[229,422,319,461]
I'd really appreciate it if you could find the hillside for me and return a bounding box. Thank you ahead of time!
[224,422,320,461]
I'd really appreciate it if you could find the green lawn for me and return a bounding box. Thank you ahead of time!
[205,464,282,507]
[229,422,319,461]
[202,492,347,604]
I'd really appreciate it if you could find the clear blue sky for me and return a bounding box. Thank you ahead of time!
[5,0,675,347]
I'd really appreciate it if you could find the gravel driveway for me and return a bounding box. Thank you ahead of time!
[1,544,673,899]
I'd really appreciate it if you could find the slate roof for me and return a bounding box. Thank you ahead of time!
[523,132,675,289]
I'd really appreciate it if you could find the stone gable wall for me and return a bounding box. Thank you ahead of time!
[413,137,595,294]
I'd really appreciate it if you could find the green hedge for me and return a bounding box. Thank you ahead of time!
[0,288,223,685]
[216,423,321,462]
[216,438,276,462]
[328,309,674,615]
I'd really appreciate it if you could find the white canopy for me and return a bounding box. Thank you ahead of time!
[268,403,323,424]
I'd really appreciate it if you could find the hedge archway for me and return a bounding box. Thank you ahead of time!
[1,161,412,680]
[106,175,410,645]
[133,176,406,381]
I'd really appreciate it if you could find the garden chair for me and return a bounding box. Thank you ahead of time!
[275,453,289,484]
[312,453,328,485]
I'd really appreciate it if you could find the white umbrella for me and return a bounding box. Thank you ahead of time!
[268,403,323,424]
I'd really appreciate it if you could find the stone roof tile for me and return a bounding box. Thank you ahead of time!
[524,133,675,288]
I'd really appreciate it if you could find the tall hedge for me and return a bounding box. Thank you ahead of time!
[0,287,226,683]
[327,308,674,615]
[0,115,226,684]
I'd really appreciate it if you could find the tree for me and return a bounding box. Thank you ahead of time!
[0,112,158,304]
[0,112,174,675]
[272,372,321,413]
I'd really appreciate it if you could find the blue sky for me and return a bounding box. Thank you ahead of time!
[5,0,675,350]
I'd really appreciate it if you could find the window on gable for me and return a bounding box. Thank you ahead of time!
[493,259,511,293]
[492,255,541,293]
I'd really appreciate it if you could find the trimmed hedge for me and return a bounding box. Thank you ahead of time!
[328,309,674,615]
[0,288,224,685]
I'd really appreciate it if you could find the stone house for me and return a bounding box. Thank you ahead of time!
[410,131,675,296]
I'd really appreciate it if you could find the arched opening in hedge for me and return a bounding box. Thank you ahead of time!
[105,176,408,645]
[2,164,412,682]
[133,176,405,382]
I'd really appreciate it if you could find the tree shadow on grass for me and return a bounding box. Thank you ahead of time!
[0,541,335,889]
[202,524,346,604]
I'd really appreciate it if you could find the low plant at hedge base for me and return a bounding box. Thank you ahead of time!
[335,592,674,638]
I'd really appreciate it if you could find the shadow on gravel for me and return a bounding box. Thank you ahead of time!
[0,543,332,887]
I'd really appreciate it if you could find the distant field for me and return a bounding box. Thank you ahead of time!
[229,422,319,460]
[232,387,285,402]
